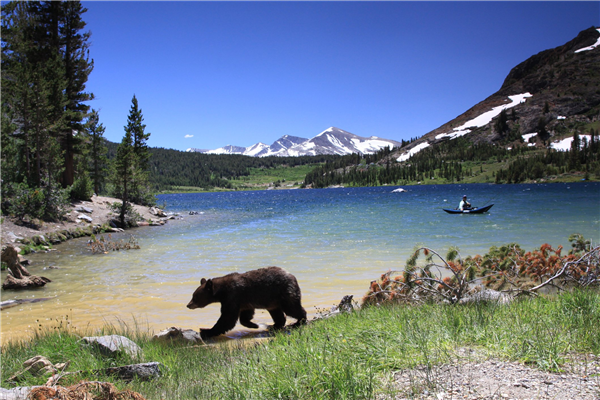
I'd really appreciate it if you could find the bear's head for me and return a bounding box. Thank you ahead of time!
[187,278,216,309]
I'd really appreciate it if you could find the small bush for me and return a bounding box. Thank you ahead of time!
[70,173,94,201]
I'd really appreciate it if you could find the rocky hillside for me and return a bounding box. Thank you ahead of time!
[394,26,600,162]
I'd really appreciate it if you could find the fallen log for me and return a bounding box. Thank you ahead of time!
[1,297,56,310]
[1,246,51,290]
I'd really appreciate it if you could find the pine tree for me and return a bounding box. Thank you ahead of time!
[494,109,509,136]
[568,132,581,171]
[87,109,108,195]
[112,126,136,227]
[123,95,153,205]
[127,95,151,170]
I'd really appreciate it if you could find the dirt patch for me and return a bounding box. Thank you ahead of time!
[387,349,600,399]
[1,195,165,248]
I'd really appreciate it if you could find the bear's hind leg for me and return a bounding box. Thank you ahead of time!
[268,308,287,329]
[239,309,259,329]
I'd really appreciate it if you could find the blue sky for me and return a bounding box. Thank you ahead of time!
[82,1,599,152]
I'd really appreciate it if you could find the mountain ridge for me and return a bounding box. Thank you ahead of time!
[392,26,600,163]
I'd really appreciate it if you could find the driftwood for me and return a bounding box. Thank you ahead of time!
[1,245,51,290]
[1,297,56,310]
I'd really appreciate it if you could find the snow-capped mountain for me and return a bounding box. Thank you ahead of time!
[187,128,402,157]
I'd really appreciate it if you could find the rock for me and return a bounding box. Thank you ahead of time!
[152,326,203,344]
[149,207,167,218]
[0,387,35,400]
[74,205,93,214]
[459,288,515,304]
[103,362,163,381]
[80,335,142,358]
[313,295,356,321]
[31,235,47,246]
[77,214,93,223]
[4,231,23,243]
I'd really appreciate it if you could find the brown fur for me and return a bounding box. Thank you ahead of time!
[187,266,307,339]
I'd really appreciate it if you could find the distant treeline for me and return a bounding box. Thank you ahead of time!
[106,141,340,191]
[303,130,600,188]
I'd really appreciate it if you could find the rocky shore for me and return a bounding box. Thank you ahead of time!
[1,195,171,250]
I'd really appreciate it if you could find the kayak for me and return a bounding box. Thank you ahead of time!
[443,204,494,214]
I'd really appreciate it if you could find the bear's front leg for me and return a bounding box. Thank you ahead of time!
[239,309,259,329]
[200,305,240,340]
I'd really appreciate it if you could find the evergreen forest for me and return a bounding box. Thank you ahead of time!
[303,130,600,188]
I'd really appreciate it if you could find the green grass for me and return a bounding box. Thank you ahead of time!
[2,290,599,399]
[229,165,316,189]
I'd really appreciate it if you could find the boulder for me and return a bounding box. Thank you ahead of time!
[103,362,163,381]
[0,387,35,400]
[80,335,142,358]
[152,326,203,344]
[74,205,93,214]
[77,214,93,223]
[149,207,167,218]
[4,232,23,243]
[459,288,515,304]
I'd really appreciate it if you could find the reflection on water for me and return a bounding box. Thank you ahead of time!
[2,183,599,343]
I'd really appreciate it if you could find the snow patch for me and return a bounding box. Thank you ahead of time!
[574,29,600,53]
[550,135,592,151]
[397,142,430,162]
[317,127,335,137]
[522,133,537,141]
[557,116,566,120]
[436,93,533,140]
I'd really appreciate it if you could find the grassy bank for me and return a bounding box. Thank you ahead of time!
[2,290,599,399]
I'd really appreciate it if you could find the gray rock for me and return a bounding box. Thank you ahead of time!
[152,326,203,344]
[103,362,163,381]
[80,335,142,358]
[0,387,37,400]
[74,205,93,214]
[77,214,93,223]
[460,288,515,304]
[4,232,23,243]
[149,207,167,217]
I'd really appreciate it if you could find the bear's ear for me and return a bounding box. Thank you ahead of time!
[205,279,213,292]
[200,278,206,285]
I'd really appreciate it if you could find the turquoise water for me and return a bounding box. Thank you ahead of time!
[2,182,598,342]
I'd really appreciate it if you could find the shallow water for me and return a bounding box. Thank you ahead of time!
[2,183,599,343]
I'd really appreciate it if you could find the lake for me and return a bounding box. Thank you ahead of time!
[1,182,598,343]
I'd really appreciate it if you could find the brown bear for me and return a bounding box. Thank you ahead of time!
[187,266,307,339]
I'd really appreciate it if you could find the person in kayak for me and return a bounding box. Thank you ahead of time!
[458,195,472,211]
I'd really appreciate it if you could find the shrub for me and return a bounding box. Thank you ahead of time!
[70,173,94,201]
